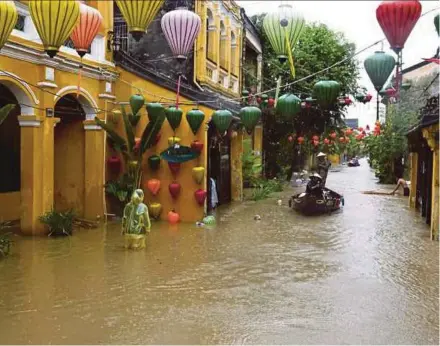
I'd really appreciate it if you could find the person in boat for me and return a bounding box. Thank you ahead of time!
[390,178,411,196]
[316,152,331,186]
[306,173,324,197]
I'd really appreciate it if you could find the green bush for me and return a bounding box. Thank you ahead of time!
[39,209,76,237]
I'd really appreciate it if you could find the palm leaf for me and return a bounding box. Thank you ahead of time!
[95,117,127,152]
[121,105,135,155]
[0,104,16,127]
[140,113,165,154]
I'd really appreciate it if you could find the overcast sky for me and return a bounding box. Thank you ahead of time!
[237,0,439,91]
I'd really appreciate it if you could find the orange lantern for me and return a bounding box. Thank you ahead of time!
[70,3,103,58]
[167,210,180,224]
[297,136,304,144]
[330,132,337,139]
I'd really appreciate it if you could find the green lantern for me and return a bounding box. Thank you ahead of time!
[129,94,145,115]
[401,82,411,91]
[146,102,165,123]
[239,106,262,133]
[242,89,249,97]
[313,81,340,108]
[355,93,365,102]
[165,106,183,131]
[276,93,301,119]
[262,3,305,63]
[186,108,205,135]
[148,155,161,171]
[261,94,268,101]
[435,14,439,36]
[379,81,392,97]
[211,109,232,134]
[364,51,396,92]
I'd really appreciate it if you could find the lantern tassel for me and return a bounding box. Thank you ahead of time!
[77,60,83,99]
[284,27,296,78]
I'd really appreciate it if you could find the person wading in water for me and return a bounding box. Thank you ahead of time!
[316,152,331,186]
[390,178,411,196]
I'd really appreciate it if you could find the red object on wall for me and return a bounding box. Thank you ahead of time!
[167,210,180,224]
[376,1,422,53]
[194,189,207,206]
[107,155,121,174]
[169,182,181,199]
[168,162,181,176]
[268,98,275,107]
[191,140,204,153]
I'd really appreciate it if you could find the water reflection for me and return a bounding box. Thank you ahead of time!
[0,159,438,344]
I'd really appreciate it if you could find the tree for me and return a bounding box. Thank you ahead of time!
[250,15,360,178]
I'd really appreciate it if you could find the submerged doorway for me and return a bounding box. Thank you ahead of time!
[54,94,85,216]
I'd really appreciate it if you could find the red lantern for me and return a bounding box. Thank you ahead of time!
[376,0,422,54]
[288,135,293,143]
[345,97,352,105]
[324,138,330,145]
[339,137,345,143]
[297,136,304,144]
[364,94,372,102]
[169,182,181,199]
[313,140,319,147]
[168,162,181,176]
[194,189,207,206]
[268,98,275,107]
[257,97,262,104]
[145,179,161,196]
[168,210,180,224]
[345,128,353,136]
[312,135,319,141]
[107,155,121,174]
[70,3,103,58]
[385,88,396,97]
[375,121,381,127]
[358,127,364,132]
[330,132,337,139]
[191,140,204,153]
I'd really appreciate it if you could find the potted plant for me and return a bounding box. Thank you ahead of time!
[39,209,75,237]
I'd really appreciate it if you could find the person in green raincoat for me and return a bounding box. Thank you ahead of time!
[122,189,151,235]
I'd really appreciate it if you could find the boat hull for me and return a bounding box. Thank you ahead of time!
[289,188,343,216]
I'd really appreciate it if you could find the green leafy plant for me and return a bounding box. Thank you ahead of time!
[250,178,284,201]
[242,139,263,187]
[0,221,13,257]
[105,174,135,204]
[39,209,76,237]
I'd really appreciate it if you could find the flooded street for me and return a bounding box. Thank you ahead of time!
[0,159,438,345]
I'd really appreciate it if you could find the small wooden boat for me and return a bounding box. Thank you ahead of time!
[348,158,360,167]
[288,188,344,215]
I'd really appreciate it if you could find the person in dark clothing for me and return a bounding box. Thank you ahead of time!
[306,173,324,197]
[316,152,331,186]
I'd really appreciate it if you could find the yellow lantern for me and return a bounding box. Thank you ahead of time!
[115,0,164,42]
[0,1,18,51]
[29,0,80,58]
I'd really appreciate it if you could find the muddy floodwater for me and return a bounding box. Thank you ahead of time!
[0,159,438,344]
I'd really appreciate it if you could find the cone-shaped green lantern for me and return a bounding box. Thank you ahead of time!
[276,93,301,119]
[401,82,412,91]
[212,109,232,134]
[313,81,340,108]
[434,14,439,36]
[146,102,165,123]
[364,51,396,92]
[263,3,305,64]
[186,108,205,135]
[165,106,183,131]
[129,94,145,115]
[355,93,366,102]
[148,155,161,171]
[239,106,262,133]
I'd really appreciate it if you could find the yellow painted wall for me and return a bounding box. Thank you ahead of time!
[0,192,20,221]
[113,68,218,223]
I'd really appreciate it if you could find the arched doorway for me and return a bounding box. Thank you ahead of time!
[54,94,86,216]
[0,84,20,194]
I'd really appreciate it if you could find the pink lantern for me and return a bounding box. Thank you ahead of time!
[71,3,103,58]
[161,7,201,63]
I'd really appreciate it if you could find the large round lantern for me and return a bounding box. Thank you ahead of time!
[186,108,205,135]
[262,3,305,64]
[161,7,201,63]
[29,0,80,58]
[0,1,18,51]
[239,106,262,133]
[115,0,164,42]
[211,110,232,134]
[376,1,422,54]
[276,93,301,119]
[364,51,396,92]
[70,3,103,58]
[313,81,340,108]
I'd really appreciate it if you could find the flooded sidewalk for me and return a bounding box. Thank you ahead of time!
[0,159,438,344]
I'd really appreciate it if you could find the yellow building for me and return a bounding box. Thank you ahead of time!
[0,0,256,234]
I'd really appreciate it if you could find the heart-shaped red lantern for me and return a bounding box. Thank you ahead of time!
[169,182,181,199]
[330,132,337,139]
[288,135,293,143]
[324,138,330,145]
[297,136,304,144]
[168,210,180,224]
[194,189,207,206]
[191,140,204,153]
[107,155,122,174]
[145,179,161,196]
[168,162,181,176]
[268,98,275,107]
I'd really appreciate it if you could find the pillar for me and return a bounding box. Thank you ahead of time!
[231,130,243,201]
[19,116,44,234]
[430,150,439,241]
[256,54,263,93]
[83,120,105,221]
[409,152,418,208]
